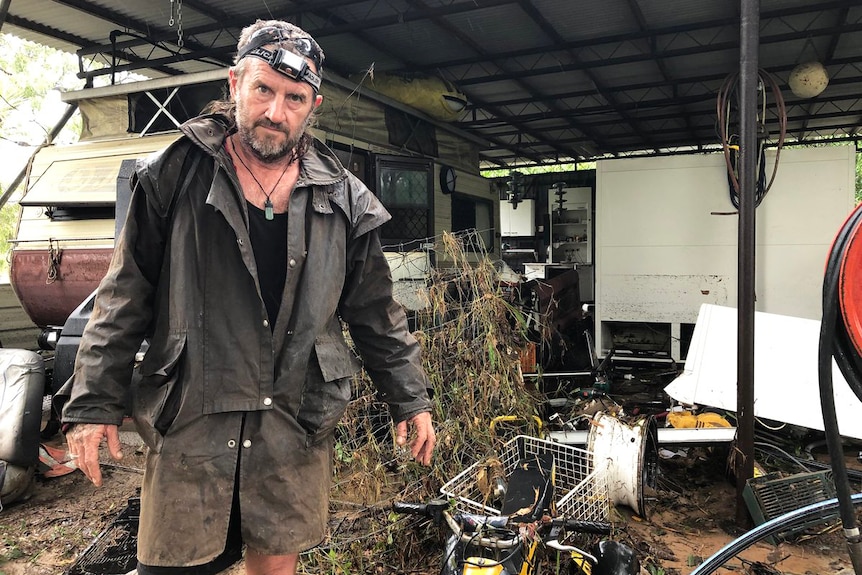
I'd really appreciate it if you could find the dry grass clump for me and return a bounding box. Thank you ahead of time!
[302,231,542,574]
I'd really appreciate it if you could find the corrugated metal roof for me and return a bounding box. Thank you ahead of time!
[4,0,862,169]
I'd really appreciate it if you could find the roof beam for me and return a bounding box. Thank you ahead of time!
[625,0,700,149]
[399,0,587,163]
[482,56,860,113]
[514,0,651,155]
[796,5,850,141]
[462,80,862,131]
[409,0,862,73]
[454,22,862,87]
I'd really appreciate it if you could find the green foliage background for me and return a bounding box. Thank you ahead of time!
[0,33,84,278]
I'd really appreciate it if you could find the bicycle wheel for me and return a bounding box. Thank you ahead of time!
[690,493,862,575]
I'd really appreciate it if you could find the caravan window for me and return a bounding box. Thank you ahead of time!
[374,156,433,250]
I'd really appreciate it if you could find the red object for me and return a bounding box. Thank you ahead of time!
[10,248,113,328]
[839,205,862,357]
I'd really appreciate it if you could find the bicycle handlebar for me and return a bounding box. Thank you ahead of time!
[392,501,612,540]
[550,518,613,535]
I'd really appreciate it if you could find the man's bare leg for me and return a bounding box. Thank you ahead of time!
[245,550,298,575]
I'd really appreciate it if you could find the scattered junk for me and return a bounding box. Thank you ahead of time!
[394,435,642,575]
[586,413,659,519]
[743,470,838,544]
[38,443,78,478]
[441,435,610,523]
[665,303,862,440]
[66,497,140,575]
[3,227,856,573]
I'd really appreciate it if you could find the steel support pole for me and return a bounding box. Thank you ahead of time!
[0,0,11,32]
[736,0,759,527]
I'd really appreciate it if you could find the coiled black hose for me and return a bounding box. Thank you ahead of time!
[693,205,862,575]
[716,69,786,210]
[819,202,862,574]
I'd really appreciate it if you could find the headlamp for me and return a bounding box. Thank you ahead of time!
[237,27,324,92]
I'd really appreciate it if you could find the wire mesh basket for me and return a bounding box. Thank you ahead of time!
[440,435,610,523]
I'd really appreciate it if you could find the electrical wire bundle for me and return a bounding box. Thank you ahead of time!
[819,202,862,574]
[716,69,787,209]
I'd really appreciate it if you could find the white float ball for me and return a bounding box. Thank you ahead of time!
[788,61,829,98]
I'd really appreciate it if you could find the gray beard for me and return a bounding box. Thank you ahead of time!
[234,100,314,164]
[237,121,299,163]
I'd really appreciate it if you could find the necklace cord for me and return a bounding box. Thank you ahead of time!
[229,137,294,220]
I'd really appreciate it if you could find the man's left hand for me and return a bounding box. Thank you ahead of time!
[396,411,435,466]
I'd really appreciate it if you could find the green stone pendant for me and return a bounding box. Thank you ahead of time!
[264,198,274,221]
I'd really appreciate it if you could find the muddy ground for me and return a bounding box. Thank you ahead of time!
[1,425,856,575]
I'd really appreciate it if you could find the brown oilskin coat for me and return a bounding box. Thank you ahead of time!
[58,115,432,566]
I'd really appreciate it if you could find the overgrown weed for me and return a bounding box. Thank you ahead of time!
[302,231,541,573]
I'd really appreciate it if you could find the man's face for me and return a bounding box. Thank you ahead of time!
[230,55,322,163]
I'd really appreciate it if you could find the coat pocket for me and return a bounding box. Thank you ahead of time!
[133,332,187,453]
[296,337,362,445]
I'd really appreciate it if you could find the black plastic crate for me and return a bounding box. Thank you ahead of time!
[743,470,837,544]
[66,497,139,575]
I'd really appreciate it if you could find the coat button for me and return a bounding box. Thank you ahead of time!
[237,238,244,246]
[242,439,252,448]
[263,397,273,406]
[263,319,269,328]
[288,259,296,268]
[227,439,236,448]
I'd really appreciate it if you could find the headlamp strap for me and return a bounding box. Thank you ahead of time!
[240,45,322,92]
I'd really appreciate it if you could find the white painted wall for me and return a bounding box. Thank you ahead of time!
[595,145,856,360]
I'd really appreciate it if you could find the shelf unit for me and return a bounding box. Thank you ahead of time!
[546,186,593,302]
[549,188,592,265]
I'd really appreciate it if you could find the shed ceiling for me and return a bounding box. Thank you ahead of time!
[5,0,861,169]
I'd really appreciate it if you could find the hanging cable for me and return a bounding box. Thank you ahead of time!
[716,69,787,209]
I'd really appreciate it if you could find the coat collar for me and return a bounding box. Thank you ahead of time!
[179,114,349,188]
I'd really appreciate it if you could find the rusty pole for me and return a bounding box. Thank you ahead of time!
[736,0,758,527]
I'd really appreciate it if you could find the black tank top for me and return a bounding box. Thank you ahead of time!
[247,201,288,330]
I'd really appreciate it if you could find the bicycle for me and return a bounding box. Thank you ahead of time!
[393,435,640,575]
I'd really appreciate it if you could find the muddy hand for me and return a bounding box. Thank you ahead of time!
[396,411,435,466]
[66,423,123,487]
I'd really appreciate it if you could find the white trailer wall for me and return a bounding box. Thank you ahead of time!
[595,145,856,361]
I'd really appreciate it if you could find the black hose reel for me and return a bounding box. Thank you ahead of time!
[820,202,862,574]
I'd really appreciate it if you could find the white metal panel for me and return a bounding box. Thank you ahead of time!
[595,145,856,359]
[665,304,862,439]
[22,156,133,206]
[385,252,430,281]
[499,199,534,236]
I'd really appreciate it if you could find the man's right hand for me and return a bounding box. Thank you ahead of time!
[65,423,124,487]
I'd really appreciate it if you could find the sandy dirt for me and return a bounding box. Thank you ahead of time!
[0,432,856,575]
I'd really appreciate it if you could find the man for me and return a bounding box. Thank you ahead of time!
[58,19,435,575]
